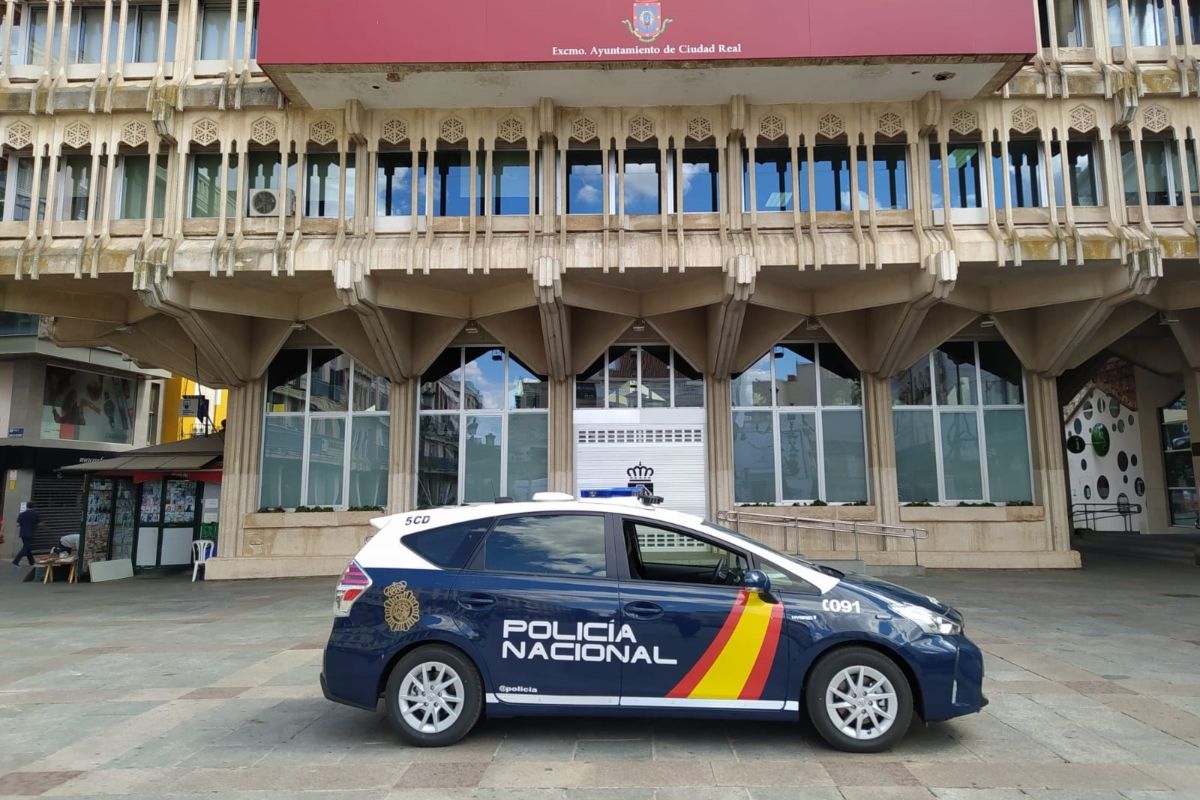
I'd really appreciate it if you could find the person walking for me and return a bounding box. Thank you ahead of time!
[12,502,41,567]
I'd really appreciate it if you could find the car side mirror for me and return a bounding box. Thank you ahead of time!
[743,569,771,594]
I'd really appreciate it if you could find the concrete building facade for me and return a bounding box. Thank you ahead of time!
[2,0,1200,578]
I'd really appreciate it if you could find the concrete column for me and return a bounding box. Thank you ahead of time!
[216,378,265,560]
[1134,366,1178,532]
[705,376,734,518]
[1026,372,1072,553]
[548,378,573,494]
[863,374,900,527]
[388,379,416,513]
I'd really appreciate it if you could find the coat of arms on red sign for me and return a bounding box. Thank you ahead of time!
[623,1,672,43]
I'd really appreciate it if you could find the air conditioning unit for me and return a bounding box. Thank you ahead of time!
[248,188,295,218]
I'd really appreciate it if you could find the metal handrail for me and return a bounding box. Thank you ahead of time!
[717,509,928,567]
[1070,501,1143,534]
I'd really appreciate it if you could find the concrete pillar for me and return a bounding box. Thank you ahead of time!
[705,376,734,518]
[1134,366,1178,532]
[216,378,265,560]
[1026,372,1072,553]
[863,374,900,527]
[548,378,573,494]
[388,379,416,513]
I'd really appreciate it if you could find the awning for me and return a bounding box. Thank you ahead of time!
[61,434,224,476]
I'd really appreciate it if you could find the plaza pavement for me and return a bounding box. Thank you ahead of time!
[0,532,1198,799]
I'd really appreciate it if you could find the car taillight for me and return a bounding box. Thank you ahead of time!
[334,560,372,617]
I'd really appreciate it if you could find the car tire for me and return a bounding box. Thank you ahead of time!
[385,644,483,747]
[805,646,913,753]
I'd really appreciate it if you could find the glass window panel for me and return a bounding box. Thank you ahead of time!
[607,346,639,408]
[353,363,390,412]
[673,351,705,408]
[304,153,341,218]
[1067,140,1101,206]
[26,9,49,66]
[493,150,531,215]
[198,3,230,59]
[306,417,345,506]
[894,409,938,502]
[119,155,149,219]
[62,155,91,221]
[566,150,604,214]
[623,149,660,215]
[744,147,795,212]
[377,152,427,217]
[940,411,983,500]
[779,412,818,500]
[979,341,1024,405]
[732,352,773,407]
[733,411,776,503]
[681,148,719,213]
[508,355,547,410]
[153,154,168,219]
[463,348,505,410]
[1008,140,1044,208]
[507,413,549,501]
[1051,140,1067,207]
[893,356,933,406]
[481,514,608,577]
[774,344,817,406]
[867,143,909,210]
[984,409,1033,503]
[418,415,459,507]
[823,410,868,502]
[814,144,851,211]
[934,342,978,406]
[260,416,303,508]
[127,5,178,63]
[640,346,671,408]
[575,355,606,409]
[463,415,502,502]
[432,149,481,217]
[70,7,106,64]
[1120,139,1140,205]
[247,151,279,191]
[818,343,861,406]
[266,350,308,412]
[190,153,221,218]
[309,350,350,413]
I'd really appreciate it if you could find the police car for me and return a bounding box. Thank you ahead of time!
[321,489,985,753]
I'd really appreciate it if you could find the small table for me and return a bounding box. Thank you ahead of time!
[36,555,77,585]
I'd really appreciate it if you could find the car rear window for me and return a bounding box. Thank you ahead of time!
[404,520,492,568]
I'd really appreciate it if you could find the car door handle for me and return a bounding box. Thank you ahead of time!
[457,593,496,610]
[623,601,663,620]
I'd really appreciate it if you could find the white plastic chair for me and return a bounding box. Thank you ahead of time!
[192,539,216,581]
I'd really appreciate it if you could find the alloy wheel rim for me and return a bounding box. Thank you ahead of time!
[824,665,898,740]
[398,661,465,734]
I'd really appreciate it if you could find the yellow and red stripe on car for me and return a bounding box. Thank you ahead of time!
[668,589,784,701]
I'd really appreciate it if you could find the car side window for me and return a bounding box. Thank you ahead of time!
[623,518,748,586]
[404,520,492,569]
[477,514,608,578]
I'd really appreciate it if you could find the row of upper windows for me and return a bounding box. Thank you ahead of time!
[1040,0,1200,48]
[2,136,1198,224]
[3,2,255,69]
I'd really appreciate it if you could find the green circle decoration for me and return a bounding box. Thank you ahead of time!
[1091,424,1111,457]
[1066,435,1086,454]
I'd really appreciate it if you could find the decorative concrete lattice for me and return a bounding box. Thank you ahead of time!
[250,117,277,145]
[6,121,33,149]
[629,115,655,142]
[309,118,337,146]
[759,114,785,142]
[571,117,598,143]
[950,109,979,136]
[1143,106,1169,133]
[1011,107,1038,134]
[439,117,466,143]
[1069,105,1097,133]
[818,113,844,139]
[497,117,525,144]
[381,119,408,145]
[878,112,904,138]
[192,118,219,146]
[64,121,91,149]
[121,120,149,147]
[686,116,713,142]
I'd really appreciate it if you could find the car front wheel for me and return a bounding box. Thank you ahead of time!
[805,646,913,753]
[385,644,483,747]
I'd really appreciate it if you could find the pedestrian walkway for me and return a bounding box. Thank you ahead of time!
[0,547,1197,798]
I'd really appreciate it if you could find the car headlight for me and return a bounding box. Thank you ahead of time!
[891,602,962,636]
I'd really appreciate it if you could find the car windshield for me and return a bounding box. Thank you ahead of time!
[700,520,827,573]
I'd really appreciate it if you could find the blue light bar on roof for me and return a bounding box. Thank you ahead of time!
[579,487,641,499]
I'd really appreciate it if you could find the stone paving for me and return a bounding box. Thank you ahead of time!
[1,534,1198,799]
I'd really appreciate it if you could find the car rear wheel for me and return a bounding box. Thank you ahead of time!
[805,646,913,753]
[385,645,483,747]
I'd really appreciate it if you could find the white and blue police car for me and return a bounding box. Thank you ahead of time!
[322,488,985,753]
